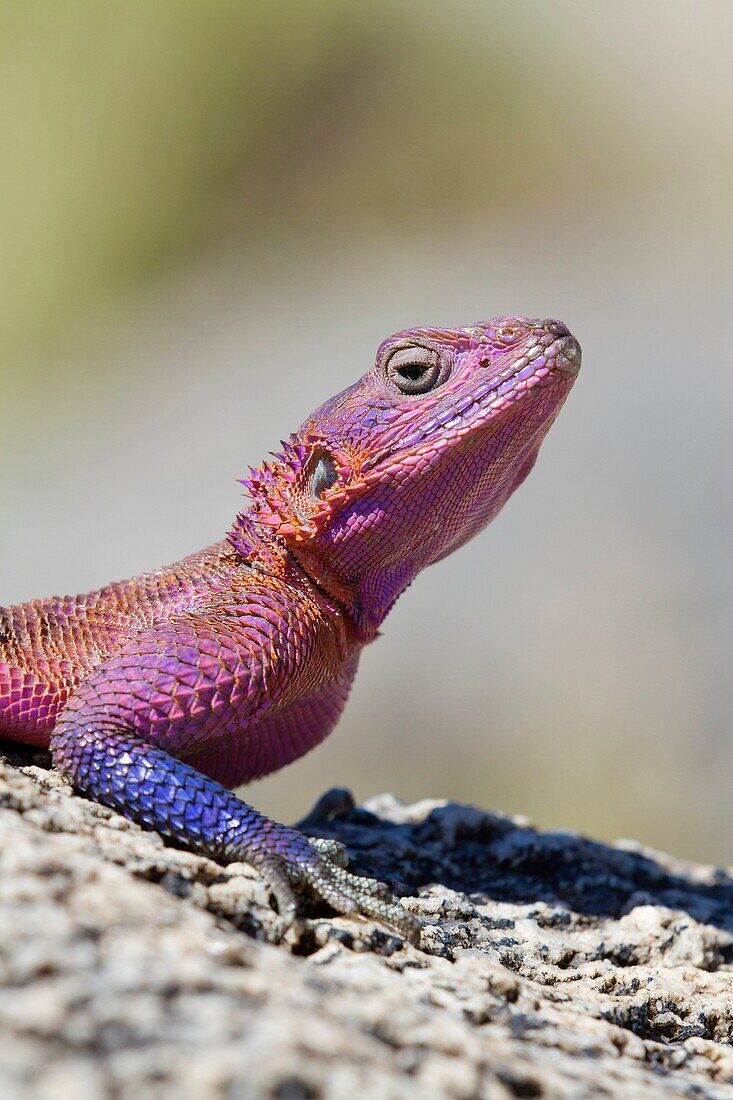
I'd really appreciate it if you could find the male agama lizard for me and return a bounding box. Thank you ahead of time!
[0,316,581,942]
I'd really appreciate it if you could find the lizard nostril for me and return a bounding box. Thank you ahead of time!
[543,319,570,338]
[556,335,582,374]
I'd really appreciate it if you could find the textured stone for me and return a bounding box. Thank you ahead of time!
[1,751,733,1099]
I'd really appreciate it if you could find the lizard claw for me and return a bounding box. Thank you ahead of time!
[294,851,422,945]
[245,827,421,946]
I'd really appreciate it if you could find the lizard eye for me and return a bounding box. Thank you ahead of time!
[308,452,338,499]
[385,346,447,395]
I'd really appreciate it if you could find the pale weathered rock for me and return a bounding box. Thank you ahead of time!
[1,749,733,1100]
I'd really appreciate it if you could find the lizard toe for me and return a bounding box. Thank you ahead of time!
[242,824,420,944]
[296,847,421,945]
[308,837,349,866]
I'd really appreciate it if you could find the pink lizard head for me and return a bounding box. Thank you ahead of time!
[231,316,581,632]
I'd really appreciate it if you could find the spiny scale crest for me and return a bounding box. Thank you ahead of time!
[231,435,358,548]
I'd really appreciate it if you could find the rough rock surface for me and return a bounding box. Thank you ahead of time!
[2,747,733,1100]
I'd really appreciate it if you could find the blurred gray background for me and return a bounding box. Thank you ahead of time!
[1,1,731,862]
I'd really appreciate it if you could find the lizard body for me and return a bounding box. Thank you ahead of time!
[1,316,581,941]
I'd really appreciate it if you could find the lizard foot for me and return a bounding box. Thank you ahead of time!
[241,825,421,946]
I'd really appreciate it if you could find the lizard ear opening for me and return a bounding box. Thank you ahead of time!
[308,451,338,500]
[240,440,350,545]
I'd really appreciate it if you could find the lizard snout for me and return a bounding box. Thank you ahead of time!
[555,335,582,375]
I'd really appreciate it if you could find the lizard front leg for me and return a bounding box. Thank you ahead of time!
[49,608,420,943]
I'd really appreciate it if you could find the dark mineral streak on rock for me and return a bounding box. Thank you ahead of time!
[2,749,733,1099]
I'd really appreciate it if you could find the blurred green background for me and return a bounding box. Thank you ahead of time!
[2,1,731,862]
